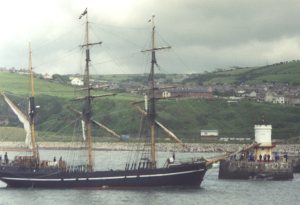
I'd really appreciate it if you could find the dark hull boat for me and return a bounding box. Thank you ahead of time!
[0,162,206,188]
[0,10,208,189]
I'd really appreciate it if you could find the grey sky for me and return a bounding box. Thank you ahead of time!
[1,0,300,75]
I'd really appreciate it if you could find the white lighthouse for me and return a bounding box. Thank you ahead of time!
[255,125,272,146]
[254,124,275,161]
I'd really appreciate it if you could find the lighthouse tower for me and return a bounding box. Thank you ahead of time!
[254,124,275,161]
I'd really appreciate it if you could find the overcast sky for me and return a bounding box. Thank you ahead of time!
[1,0,300,75]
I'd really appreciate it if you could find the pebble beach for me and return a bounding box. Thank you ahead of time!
[0,141,299,153]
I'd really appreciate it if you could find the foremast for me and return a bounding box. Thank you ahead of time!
[79,8,102,172]
[28,43,38,160]
[142,15,171,168]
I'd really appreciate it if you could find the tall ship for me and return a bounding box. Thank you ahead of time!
[0,9,208,188]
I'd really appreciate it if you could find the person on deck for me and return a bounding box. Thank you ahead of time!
[284,153,288,162]
[4,152,8,164]
[275,153,280,162]
[259,154,262,161]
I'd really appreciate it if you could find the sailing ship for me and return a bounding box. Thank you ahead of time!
[0,9,207,188]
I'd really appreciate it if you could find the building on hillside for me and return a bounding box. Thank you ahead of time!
[246,91,257,98]
[265,91,275,102]
[43,73,53,80]
[70,77,84,86]
[265,91,285,104]
[162,91,171,98]
[200,130,219,141]
[158,88,213,99]
[236,90,245,97]
[286,97,300,105]
[274,96,285,104]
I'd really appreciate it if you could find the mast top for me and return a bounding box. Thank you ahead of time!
[79,8,87,20]
[142,15,171,53]
[150,14,155,27]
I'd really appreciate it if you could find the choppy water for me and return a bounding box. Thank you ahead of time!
[0,150,299,205]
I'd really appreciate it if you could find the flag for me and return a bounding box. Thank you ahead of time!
[148,14,155,23]
[79,8,88,19]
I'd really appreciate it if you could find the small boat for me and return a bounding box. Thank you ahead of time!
[0,9,207,188]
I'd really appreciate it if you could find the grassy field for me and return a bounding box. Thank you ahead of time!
[0,127,26,141]
[0,72,77,98]
[0,71,141,101]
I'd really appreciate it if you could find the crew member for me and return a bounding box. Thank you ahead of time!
[4,152,9,164]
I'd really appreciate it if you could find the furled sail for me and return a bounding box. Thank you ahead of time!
[68,106,120,139]
[81,120,86,141]
[133,102,185,146]
[2,93,32,147]
[92,119,121,139]
[154,120,185,146]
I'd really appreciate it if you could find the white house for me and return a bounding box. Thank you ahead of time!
[247,91,257,98]
[236,90,245,96]
[274,96,285,104]
[200,130,219,141]
[162,91,171,98]
[265,91,285,104]
[265,91,275,102]
[43,73,53,79]
[71,77,84,86]
[201,130,219,136]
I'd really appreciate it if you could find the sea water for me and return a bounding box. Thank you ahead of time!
[0,150,299,205]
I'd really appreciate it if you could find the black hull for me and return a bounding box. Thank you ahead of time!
[0,162,207,188]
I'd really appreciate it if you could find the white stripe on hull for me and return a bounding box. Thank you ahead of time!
[1,169,205,182]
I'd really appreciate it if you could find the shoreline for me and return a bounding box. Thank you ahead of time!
[0,141,300,153]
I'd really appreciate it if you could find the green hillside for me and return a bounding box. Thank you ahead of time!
[185,61,300,85]
[0,70,300,143]
[0,72,77,98]
[1,95,300,142]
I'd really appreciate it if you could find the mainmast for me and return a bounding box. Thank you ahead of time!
[79,8,102,172]
[142,15,171,168]
[28,42,38,159]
